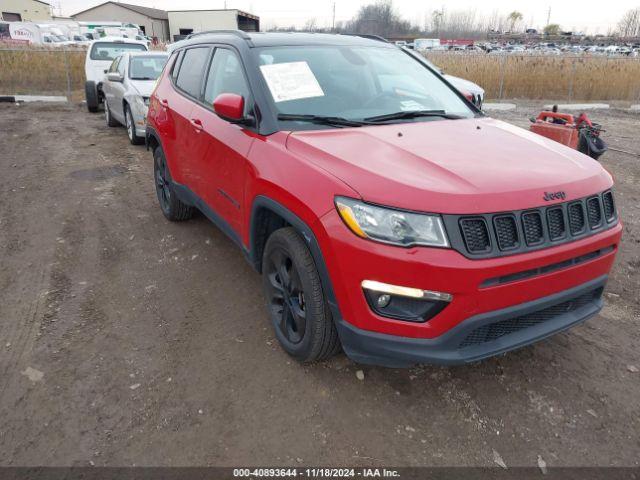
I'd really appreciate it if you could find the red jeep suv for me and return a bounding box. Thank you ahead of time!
[146,32,621,367]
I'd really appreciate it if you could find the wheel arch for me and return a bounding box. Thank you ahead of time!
[145,125,162,153]
[248,195,342,323]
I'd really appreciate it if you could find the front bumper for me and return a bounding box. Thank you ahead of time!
[129,99,148,137]
[336,275,606,367]
[317,209,621,365]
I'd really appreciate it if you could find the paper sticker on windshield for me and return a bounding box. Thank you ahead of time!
[400,100,426,111]
[260,62,324,102]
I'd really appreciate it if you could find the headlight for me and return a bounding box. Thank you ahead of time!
[335,197,449,248]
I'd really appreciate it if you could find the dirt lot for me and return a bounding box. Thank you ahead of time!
[0,102,638,468]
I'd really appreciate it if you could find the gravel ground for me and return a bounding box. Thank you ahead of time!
[0,101,638,468]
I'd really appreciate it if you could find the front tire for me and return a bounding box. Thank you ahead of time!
[153,147,193,221]
[262,228,341,362]
[125,104,144,145]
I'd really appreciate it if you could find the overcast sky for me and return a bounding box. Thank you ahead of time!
[56,0,638,33]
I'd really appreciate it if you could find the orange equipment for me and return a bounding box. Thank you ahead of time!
[529,108,606,160]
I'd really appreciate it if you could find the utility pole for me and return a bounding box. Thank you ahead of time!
[332,2,336,31]
[546,6,551,26]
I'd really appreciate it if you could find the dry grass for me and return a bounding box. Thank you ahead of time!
[426,52,640,102]
[0,47,86,96]
[2,47,640,102]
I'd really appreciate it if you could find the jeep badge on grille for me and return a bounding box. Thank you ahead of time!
[543,191,567,201]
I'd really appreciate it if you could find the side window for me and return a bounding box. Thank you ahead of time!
[117,56,126,76]
[171,50,183,81]
[108,57,120,73]
[203,48,250,108]
[175,47,210,98]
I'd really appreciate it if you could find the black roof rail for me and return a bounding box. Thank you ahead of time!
[186,29,251,40]
[341,33,389,43]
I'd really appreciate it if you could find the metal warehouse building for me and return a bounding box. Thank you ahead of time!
[0,0,52,22]
[167,9,259,41]
[71,1,169,41]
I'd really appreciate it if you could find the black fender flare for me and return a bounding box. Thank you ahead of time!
[249,195,343,323]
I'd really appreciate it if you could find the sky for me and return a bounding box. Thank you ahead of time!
[55,0,639,33]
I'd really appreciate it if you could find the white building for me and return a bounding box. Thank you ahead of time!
[167,9,259,42]
[71,1,169,41]
[1,0,52,22]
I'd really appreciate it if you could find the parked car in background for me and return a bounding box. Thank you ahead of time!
[84,37,148,113]
[146,32,620,367]
[405,49,485,109]
[102,51,169,144]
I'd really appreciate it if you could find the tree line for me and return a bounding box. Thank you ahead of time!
[267,0,640,40]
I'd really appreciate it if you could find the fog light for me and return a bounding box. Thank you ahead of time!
[376,294,391,308]
[362,280,452,323]
[361,280,452,302]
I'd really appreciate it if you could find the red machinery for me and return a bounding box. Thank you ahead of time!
[530,108,607,160]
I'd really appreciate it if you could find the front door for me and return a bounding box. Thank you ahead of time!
[191,47,254,236]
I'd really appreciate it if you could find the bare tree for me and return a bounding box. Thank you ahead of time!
[304,17,318,32]
[344,0,419,36]
[617,7,640,37]
[507,11,524,32]
[544,23,561,36]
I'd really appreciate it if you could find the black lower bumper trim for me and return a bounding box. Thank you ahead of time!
[336,275,607,367]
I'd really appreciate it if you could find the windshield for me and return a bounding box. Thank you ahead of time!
[90,42,146,61]
[254,45,474,125]
[129,55,168,80]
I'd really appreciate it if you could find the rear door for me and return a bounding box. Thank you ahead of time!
[164,46,212,188]
[189,46,254,236]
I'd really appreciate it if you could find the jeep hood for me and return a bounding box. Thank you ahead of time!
[285,117,612,214]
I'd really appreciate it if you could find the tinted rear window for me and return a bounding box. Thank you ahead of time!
[90,42,147,61]
[175,47,210,98]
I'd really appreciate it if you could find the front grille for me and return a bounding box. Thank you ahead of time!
[494,215,518,250]
[602,191,615,221]
[568,202,586,235]
[460,218,491,253]
[445,190,617,259]
[459,288,602,347]
[547,207,566,240]
[587,197,602,228]
[522,211,544,245]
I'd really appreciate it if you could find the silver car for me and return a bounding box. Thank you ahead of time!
[102,51,168,144]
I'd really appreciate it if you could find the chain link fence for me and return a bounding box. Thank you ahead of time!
[425,52,640,102]
[0,47,87,100]
[2,48,640,102]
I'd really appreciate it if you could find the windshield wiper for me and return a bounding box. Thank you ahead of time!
[277,113,369,128]
[364,110,465,123]
[130,77,156,80]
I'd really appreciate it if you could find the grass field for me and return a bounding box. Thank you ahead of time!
[425,52,640,102]
[0,48,86,97]
[2,47,640,102]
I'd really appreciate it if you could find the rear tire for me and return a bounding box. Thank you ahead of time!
[153,147,193,222]
[262,227,341,363]
[85,81,99,113]
[125,104,144,145]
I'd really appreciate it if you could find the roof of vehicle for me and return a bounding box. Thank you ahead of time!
[171,31,395,50]
[88,36,148,46]
[126,50,169,57]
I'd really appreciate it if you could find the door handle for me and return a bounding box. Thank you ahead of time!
[190,118,203,132]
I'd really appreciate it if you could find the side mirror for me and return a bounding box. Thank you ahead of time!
[213,93,247,124]
[107,72,123,82]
